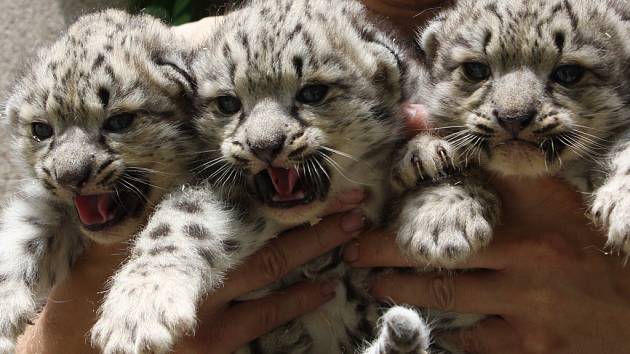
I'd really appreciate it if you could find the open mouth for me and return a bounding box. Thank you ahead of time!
[73,171,150,232]
[254,166,330,208]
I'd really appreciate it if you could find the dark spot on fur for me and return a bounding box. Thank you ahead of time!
[183,223,210,239]
[92,53,105,69]
[148,245,177,256]
[483,30,492,54]
[554,32,565,53]
[222,239,240,252]
[292,56,304,78]
[26,238,45,255]
[149,223,171,239]
[96,158,115,175]
[175,200,202,214]
[98,170,116,186]
[98,87,110,107]
[197,248,216,267]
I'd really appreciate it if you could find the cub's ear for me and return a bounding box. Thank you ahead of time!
[416,17,444,65]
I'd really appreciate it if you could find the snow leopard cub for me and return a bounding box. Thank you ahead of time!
[0,9,195,351]
[91,1,442,353]
[395,0,630,269]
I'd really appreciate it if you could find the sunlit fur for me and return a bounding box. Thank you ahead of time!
[0,10,195,351]
[91,1,437,354]
[192,0,413,226]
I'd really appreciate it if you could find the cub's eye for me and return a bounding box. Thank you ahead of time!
[552,65,585,85]
[216,96,242,115]
[103,113,135,132]
[296,85,329,104]
[462,62,491,81]
[31,122,54,141]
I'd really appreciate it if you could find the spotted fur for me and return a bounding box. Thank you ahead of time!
[398,0,630,263]
[91,1,436,353]
[0,10,196,351]
[389,1,630,352]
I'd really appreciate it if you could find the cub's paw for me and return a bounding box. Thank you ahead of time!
[362,306,430,354]
[396,185,496,267]
[592,179,630,255]
[91,281,197,354]
[392,135,456,192]
[0,282,37,351]
[379,307,430,354]
[0,337,15,354]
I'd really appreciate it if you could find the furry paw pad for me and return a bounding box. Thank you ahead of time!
[379,307,430,353]
[397,185,494,266]
[91,281,197,354]
[0,282,37,348]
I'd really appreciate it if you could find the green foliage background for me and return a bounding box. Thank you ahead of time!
[128,0,237,25]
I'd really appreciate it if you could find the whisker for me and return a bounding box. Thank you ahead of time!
[318,152,371,186]
[320,146,359,162]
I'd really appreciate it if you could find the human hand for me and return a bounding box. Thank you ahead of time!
[16,189,366,354]
[344,176,630,354]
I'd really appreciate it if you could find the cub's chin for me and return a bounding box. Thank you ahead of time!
[483,140,559,177]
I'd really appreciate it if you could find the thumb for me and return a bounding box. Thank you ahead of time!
[402,103,429,138]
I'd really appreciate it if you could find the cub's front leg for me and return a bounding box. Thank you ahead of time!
[391,134,499,266]
[0,184,84,352]
[91,186,270,354]
[591,136,630,255]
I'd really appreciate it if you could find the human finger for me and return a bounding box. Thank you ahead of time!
[214,209,366,302]
[370,271,509,315]
[439,317,519,354]
[183,281,337,353]
[402,103,429,137]
[321,188,366,215]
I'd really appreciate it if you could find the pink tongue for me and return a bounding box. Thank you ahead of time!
[268,167,299,196]
[74,194,115,226]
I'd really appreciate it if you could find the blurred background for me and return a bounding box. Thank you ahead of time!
[0,0,234,198]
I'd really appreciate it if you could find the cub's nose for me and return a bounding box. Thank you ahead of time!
[248,135,286,163]
[55,163,92,191]
[494,109,536,136]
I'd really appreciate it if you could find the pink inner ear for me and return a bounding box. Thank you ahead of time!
[268,167,299,196]
[74,194,115,225]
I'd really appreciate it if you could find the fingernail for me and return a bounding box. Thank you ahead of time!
[320,280,337,297]
[341,209,365,233]
[338,188,365,204]
[343,240,360,263]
